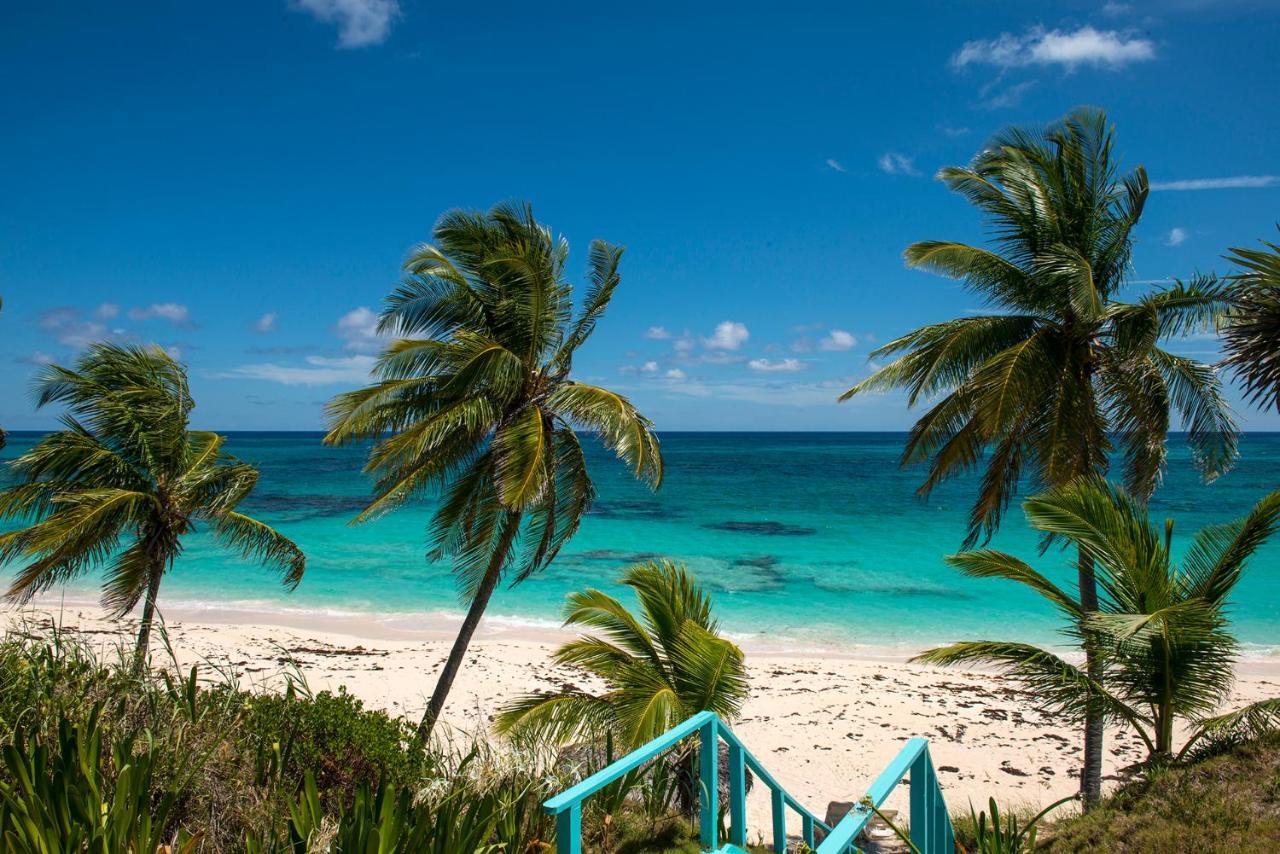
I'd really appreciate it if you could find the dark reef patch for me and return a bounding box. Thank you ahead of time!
[241,493,371,522]
[732,555,780,569]
[588,500,677,521]
[703,521,817,536]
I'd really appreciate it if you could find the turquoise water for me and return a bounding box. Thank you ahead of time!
[2,432,1279,653]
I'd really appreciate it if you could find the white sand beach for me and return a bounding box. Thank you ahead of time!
[8,600,1279,837]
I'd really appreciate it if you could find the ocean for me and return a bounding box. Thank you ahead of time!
[3,431,1279,654]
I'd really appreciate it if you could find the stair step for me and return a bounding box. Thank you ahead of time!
[710,845,751,854]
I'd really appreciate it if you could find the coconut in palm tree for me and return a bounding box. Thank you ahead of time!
[325,202,663,742]
[0,343,305,663]
[840,108,1238,803]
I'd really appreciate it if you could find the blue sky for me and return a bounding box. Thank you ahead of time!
[1,0,1277,431]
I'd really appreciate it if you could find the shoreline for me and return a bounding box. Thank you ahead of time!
[7,599,1280,833]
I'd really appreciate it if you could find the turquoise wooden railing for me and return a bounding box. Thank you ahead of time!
[542,710,954,854]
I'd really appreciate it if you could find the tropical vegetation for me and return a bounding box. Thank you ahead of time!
[916,477,1280,763]
[0,343,305,662]
[324,202,664,742]
[839,107,1237,804]
[496,559,748,751]
[1222,230,1280,413]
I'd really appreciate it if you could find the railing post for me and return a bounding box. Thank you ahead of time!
[802,813,815,850]
[699,715,719,850]
[555,804,581,854]
[729,739,746,846]
[910,749,931,854]
[771,787,786,854]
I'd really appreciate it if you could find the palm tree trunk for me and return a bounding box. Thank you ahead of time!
[416,511,522,744]
[1077,548,1104,807]
[133,567,164,670]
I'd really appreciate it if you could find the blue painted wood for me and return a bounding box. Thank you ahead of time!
[770,786,786,854]
[699,716,719,849]
[728,740,746,846]
[543,710,714,815]
[541,715,950,854]
[555,804,581,854]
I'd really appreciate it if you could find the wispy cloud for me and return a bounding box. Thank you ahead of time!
[335,306,387,352]
[1165,227,1189,247]
[703,321,750,351]
[820,329,857,351]
[953,26,1156,70]
[129,302,192,327]
[216,354,376,386]
[877,152,920,176]
[254,312,278,333]
[980,79,1036,109]
[1150,175,1279,191]
[290,0,400,49]
[1100,2,1131,17]
[941,126,971,138]
[825,158,847,173]
[39,307,114,349]
[748,358,805,373]
[665,368,686,380]
[643,325,671,340]
[94,303,119,320]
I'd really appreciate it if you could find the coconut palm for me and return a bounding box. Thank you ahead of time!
[839,108,1237,803]
[1221,232,1280,412]
[0,343,305,662]
[915,477,1280,763]
[325,202,663,742]
[495,559,748,750]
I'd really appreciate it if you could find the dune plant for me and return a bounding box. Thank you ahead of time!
[325,202,663,742]
[496,559,748,751]
[916,477,1280,763]
[840,108,1237,803]
[0,344,305,663]
[1221,230,1280,412]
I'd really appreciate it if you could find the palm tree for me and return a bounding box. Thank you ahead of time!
[0,343,305,662]
[1221,231,1280,412]
[325,202,663,742]
[915,477,1280,763]
[495,559,748,750]
[839,108,1237,804]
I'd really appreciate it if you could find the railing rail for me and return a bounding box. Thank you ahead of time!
[542,712,953,854]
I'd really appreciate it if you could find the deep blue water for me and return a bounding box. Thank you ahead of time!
[2,432,1278,653]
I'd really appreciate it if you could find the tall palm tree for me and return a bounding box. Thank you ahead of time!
[840,108,1237,804]
[915,477,1280,762]
[495,559,748,750]
[1221,231,1280,412]
[325,202,663,742]
[0,344,305,662]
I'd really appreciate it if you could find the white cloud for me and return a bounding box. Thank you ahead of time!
[1150,175,1279,191]
[877,152,920,176]
[39,307,110,349]
[1165,227,1189,247]
[820,329,857,351]
[953,26,1155,70]
[254,312,278,333]
[218,354,377,386]
[1100,2,1131,17]
[335,306,386,352]
[942,126,971,138]
[644,325,671,340]
[673,333,696,354]
[640,360,659,373]
[665,368,686,380]
[981,80,1036,110]
[291,0,400,48]
[826,158,847,173]
[94,303,119,320]
[748,358,805,373]
[128,302,191,326]
[703,321,749,351]
[22,350,56,366]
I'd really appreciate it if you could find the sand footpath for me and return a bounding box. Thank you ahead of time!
[7,600,1279,837]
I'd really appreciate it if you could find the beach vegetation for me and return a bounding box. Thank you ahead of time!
[916,477,1280,763]
[841,107,1238,804]
[1221,229,1280,413]
[495,559,748,752]
[0,344,305,663]
[324,202,663,743]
